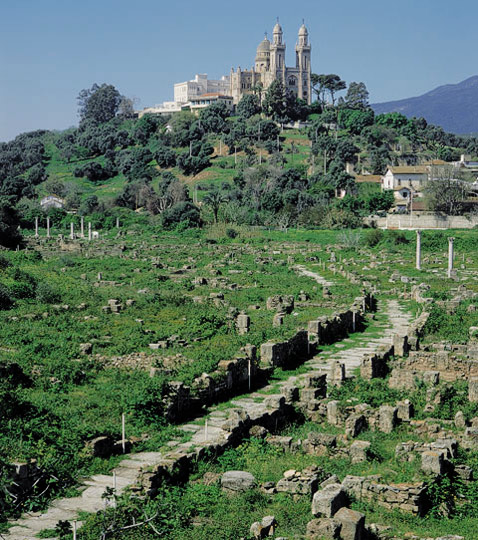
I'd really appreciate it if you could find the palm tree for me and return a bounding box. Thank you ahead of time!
[203,189,228,223]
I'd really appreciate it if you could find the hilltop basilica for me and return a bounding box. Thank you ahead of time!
[229,20,312,105]
[138,21,312,117]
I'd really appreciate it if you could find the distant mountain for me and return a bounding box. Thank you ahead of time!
[371,76,478,134]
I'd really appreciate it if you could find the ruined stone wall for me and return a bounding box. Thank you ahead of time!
[163,293,375,422]
[342,475,428,516]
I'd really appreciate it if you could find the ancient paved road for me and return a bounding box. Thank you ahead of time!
[3,275,411,539]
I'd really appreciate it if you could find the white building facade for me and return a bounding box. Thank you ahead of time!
[174,74,230,104]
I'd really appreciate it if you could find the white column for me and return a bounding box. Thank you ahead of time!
[416,230,421,270]
[70,222,74,240]
[88,222,92,241]
[34,217,39,237]
[80,216,84,238]
[116,217,120,228]
[46,217,51,238]
[448,237,455,278]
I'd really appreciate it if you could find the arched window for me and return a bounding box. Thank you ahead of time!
[288,77,297,87]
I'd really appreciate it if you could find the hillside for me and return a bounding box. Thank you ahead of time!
[372,76,478,134]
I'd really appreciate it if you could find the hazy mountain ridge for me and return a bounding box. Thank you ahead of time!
[372,76,478,134]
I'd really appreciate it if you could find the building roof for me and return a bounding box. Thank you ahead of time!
[355,175,382,183]
[423,159,448,166]
[412,201,428,211]
[388,166,428,175]
[190,93,233,100]
[298,24,308,36]
[256,37,271,52]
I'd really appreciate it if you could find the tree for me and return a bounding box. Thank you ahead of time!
[199,101,230,133]
[310,74,346,106]
[155,145,177,168]
[344,82,370,109]
[202,189,228,223]
[237,94,261,119]
[0,200,22,248]
[424,165,467,215]
[132,114,160,144]
[338,108,374,135]
[263,80,288,122]
[77,83,123,124]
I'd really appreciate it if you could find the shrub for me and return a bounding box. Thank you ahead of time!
[366,228,384,247]
[161,202,201,229]
[226,228,238,239]
[36,281,61,304]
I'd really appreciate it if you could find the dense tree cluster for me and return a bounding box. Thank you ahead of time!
[3,77,478,245]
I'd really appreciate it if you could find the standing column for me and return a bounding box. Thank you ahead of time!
[70,222,74,240]
[448,237,455,278]
[88,222,92,241]
[416,230,422,270]
[80,216,84,238]
[46,217,51,238]
[34,217,39,237]
[116,217,120,228]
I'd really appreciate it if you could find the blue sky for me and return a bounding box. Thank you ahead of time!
[1,0,477,142]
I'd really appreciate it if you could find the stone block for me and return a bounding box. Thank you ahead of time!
[327,400,340,426]
[306,518,341,539]
[469,377,478,402]
[455,411,467,429]
[334,507,366,540]
[345,414,367,438]
[311,484,347,517]
[423,370,440,386]
[421,450,445,475]
[393,334,409,357]
[349,441,371,464]
[396,400,414,422]
[378,405,398,433]
[329,360,345,387]
[281,384,299,403]
[221,471,256,492]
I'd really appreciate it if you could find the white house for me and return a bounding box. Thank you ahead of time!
[40,195,65,210]
[382,166,428,192]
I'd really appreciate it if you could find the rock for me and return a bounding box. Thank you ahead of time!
[455,464,473,482]
[306,518,341,539]
[320,474,339,488]
[221,471,256,492]
[266,295,294,313]
[283,469,296,479]
[311,484,347,517]
[79,342,93,355]
[250,516,277,539]
[334,507,365,540]
[250,521,263,539]
[202,472,221,486]
[249,425,269,439]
